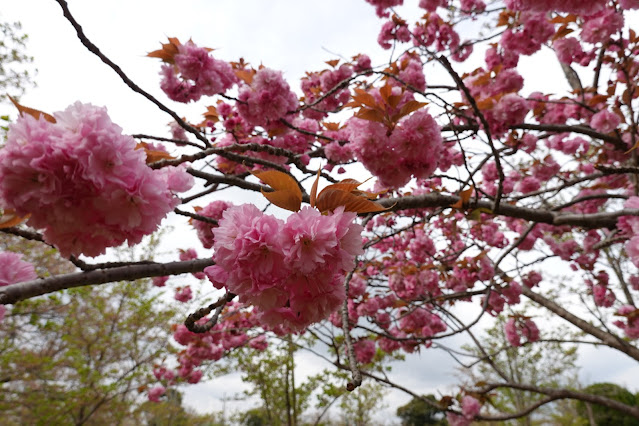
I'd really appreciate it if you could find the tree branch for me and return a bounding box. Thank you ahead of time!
[0,258,215,304]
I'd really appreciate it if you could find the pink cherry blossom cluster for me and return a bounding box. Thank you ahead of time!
[614,305,639,339]
[192,200,233,249]
[0,102,194,257]
[301,64,354,120]
[152,301,266,391]
[504,0,606,15]
[204,204,364,332]
[504,317,540,347]
[237,68,298,127]
[446,395,481,426]
[411,12,472,61]
[347,109,443,188]
[160,41,237,103]
[620,197,639,268]
[0,252,37,323]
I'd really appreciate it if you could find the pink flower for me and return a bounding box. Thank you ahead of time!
[174,286,193,303]
[249,335,269,351]
[504,0,606,15]
[0,103,193,257]
[581,9,624,44]
[354,339,376,364]
[208,204,363,332]
[152,276,169,287]
[0,252,37,286]
[237,68,298,126]
[364,0,403,17]
[160,41,237,103]
[148,385,166,402]
[554,37,586,64]
[505,317,540,347]
[590,110,621,133]
[461,395,481,418]
[192,200,233,249]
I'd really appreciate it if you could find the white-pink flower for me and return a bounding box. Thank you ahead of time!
[0,252,37,286]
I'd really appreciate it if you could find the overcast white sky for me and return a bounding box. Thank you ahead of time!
[3,1,639,423]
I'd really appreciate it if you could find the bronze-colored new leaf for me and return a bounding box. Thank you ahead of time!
[252,170,302,212]
[9,96,56,123]
[0,209,30,229]
[135,142,176,164]
[147,37,182,63]
[314,178,389,214]
[315,189,388,214]
[451,187,474,209]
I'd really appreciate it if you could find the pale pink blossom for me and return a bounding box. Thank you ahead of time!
[590,110,621,133]
[0,252,37,286]
[354,339,376,364]
[0,103,193,257]
[148,385,166,402]
[237,68,298,126]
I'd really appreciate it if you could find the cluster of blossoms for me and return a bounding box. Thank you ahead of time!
[504,317,541,347]
[147,302,269,401]
[446,395,482,426]
[204,204,364,332]
[347,109,443,188]
[160,40,237,103]
[0,252,37,322]
[192,200,233,249]
[0,103,194,257]
[237,68,299,126]
[620,197,639,268]
[301,63,355,120]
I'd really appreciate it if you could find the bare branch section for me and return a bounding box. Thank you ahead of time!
[378,194,639,229]
[521,285,639,361]
[479,382,639,420]
[0,258,215,305]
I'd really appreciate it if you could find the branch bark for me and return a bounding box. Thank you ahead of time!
[0,258,215,305]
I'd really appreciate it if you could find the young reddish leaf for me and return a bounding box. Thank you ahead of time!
[322,122,343,131]
[392,100,428,122]
[0,209,30,229]
[325,59,340,68]
[351,88,379,109]
[355,108,385,123]
[136,142,176,164]
[147,37,182,63]
[193,106,220,128]
[552,24,574,42]
[9,96,56,123]
[379,84,393,105]
[387,93,403,109]
[251,170,302,212]
[450,187,474,209]
[587,94,609,106]
[315,188,389,214]
[234,68,255,85]
[310,169,321,208]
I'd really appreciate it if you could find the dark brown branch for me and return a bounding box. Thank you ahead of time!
[184,292,236,333]
[521,285,639,361]
[0,258,215,305]
[53,0,211,148]
[377,193,638,229]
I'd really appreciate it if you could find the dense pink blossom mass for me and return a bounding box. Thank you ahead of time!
[204,205,363,332]
[0,103,194,257]
[6,0,639,421]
